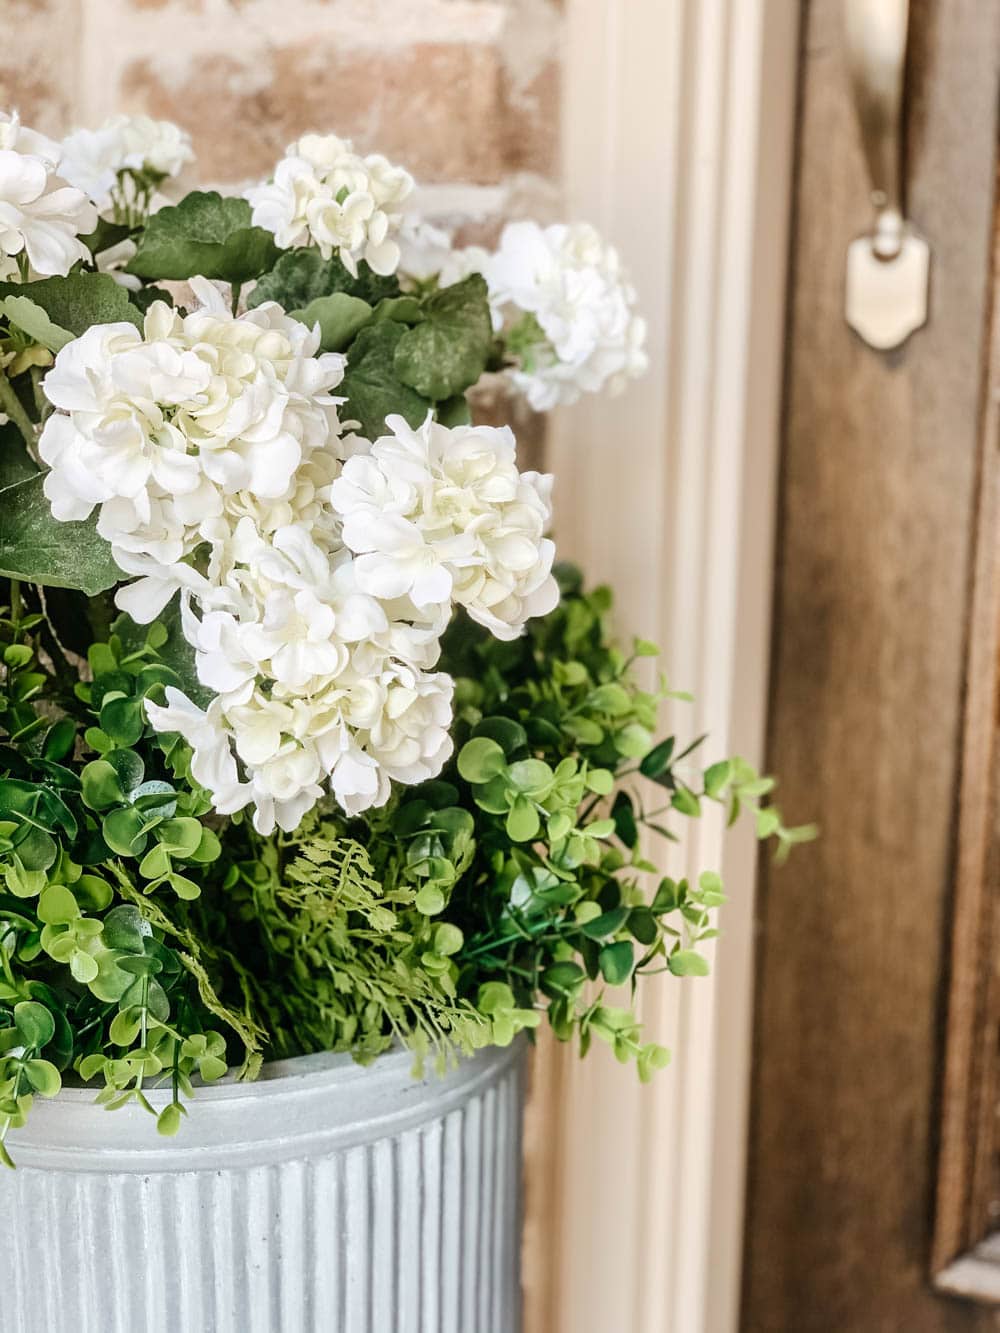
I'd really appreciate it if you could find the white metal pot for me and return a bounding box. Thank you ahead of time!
[0,1040,525,1333]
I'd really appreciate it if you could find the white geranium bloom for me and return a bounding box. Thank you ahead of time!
[484,220,648,409]
[39,277,347,608]
[331,413,559,639]
[143,687,250,814]
[396,214,493,299]
[0,111,97,277]
[246,133,413,277]
[60,114,193,213]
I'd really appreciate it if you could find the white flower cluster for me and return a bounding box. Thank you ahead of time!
[397,216,648,411]
[0,111,97,278]
[397,215,491,294]
[59,114,193,213]
[246,134,413,278]
[40,282,557,833]
[485,221,648,411]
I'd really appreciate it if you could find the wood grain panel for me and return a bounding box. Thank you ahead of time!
[933,199,1000,1293]
[743,2,1000,1329]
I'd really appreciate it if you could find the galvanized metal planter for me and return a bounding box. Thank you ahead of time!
[0,1040,525,1333]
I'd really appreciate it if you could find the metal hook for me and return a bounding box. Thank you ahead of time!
[843,0,929,350]
[845,0,909,259]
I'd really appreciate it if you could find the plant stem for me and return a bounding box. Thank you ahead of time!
[0,376,36,452]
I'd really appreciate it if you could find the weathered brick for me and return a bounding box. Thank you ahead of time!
[0,0,81,134]
[122,39,536,185]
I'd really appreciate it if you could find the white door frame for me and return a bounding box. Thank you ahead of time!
[524,3,801,1330]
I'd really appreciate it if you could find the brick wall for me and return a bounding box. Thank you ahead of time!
[1,0,561,463]
[1,0,563,234]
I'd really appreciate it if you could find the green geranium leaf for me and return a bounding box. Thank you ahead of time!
[0,296,73,352]
[434,394,472,427]
[341,321,431,440]
[290,293,373,352]
[0,473,121,594]
[79,218,133,259]
[126,192,279,284]
[371,295,423,325]
[0,421,38,490]
[249,247,400,309]
[0,272,143,335]
[394,274,493,400]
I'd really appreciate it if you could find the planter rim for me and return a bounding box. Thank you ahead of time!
[7,1039,522,1173]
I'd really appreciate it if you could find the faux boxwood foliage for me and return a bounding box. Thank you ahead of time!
[0,565,812,1161]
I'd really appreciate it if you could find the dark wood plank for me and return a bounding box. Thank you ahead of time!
[933,198,1000,1284]
[743,2,1000,1329]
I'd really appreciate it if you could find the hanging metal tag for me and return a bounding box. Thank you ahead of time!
[845,230,929,350]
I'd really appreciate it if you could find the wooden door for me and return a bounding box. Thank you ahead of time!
[743,3,1000,1331]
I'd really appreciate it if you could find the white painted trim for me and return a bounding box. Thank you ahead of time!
[528,3,800,1330]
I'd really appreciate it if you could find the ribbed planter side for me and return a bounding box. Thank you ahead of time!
[0,1041,525,1333]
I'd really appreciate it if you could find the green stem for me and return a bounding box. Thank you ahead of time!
[0,377,36,453]
[231,283,242,316]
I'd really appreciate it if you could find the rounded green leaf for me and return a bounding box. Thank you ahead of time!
[457,736,507,784]
[589,683,632,716]
[109,1006,143,1047]
[598,940,635,985]
[73,874,114,913]
[13,1001,55,1049]
[540,962,585,1000]
[506,797,540,842]
[69,950,99,985]
[37,883,80,926]
[157,1102,184,1136]
[23,1058,61,1097]
[506,759,554,797]
[615,724,654,758]
[100,697,144,746]
[101,905,150,953]
[414,885,446,916]
[585,767,615,796]
[473,717,528,756]
[102,806,148,857]
[81,759,124,811]
[668,949,711,978]
[433,922,463,957]
[104,748,145,794]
